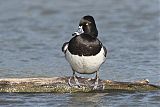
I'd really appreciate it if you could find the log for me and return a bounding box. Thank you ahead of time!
[0,77,159,93]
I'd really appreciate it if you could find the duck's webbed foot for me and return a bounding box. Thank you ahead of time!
[92,71,104,90]
[93,74,99,90]
[68,73,81,88]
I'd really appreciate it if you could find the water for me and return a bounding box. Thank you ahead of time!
[0,0,159,106]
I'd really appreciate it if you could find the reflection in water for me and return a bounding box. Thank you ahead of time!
[68,93,107,107]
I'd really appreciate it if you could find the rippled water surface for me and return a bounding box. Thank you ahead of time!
[0,0,160,106]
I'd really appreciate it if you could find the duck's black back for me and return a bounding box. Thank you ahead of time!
[68,34,102,56]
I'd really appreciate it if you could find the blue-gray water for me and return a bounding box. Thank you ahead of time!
[0,0,160,107]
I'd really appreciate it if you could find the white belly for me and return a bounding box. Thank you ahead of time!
[65,47,106,74]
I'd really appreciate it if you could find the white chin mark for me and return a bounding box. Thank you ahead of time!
[75,32,80,35]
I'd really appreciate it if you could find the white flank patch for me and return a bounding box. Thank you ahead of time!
[65,47,106,74]
[63,43,68,52]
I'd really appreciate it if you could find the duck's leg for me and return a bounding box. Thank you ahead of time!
[68,70,80,87]
[93,71,99,89]
[73,71,81,87]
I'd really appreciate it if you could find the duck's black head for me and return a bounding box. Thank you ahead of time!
[73,15,98,38]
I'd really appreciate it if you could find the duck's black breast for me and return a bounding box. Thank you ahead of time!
[68,34,102,56]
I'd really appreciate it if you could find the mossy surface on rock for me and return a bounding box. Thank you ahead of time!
[0,77,159,93]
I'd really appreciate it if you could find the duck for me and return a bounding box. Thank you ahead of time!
[62,15,107,89]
